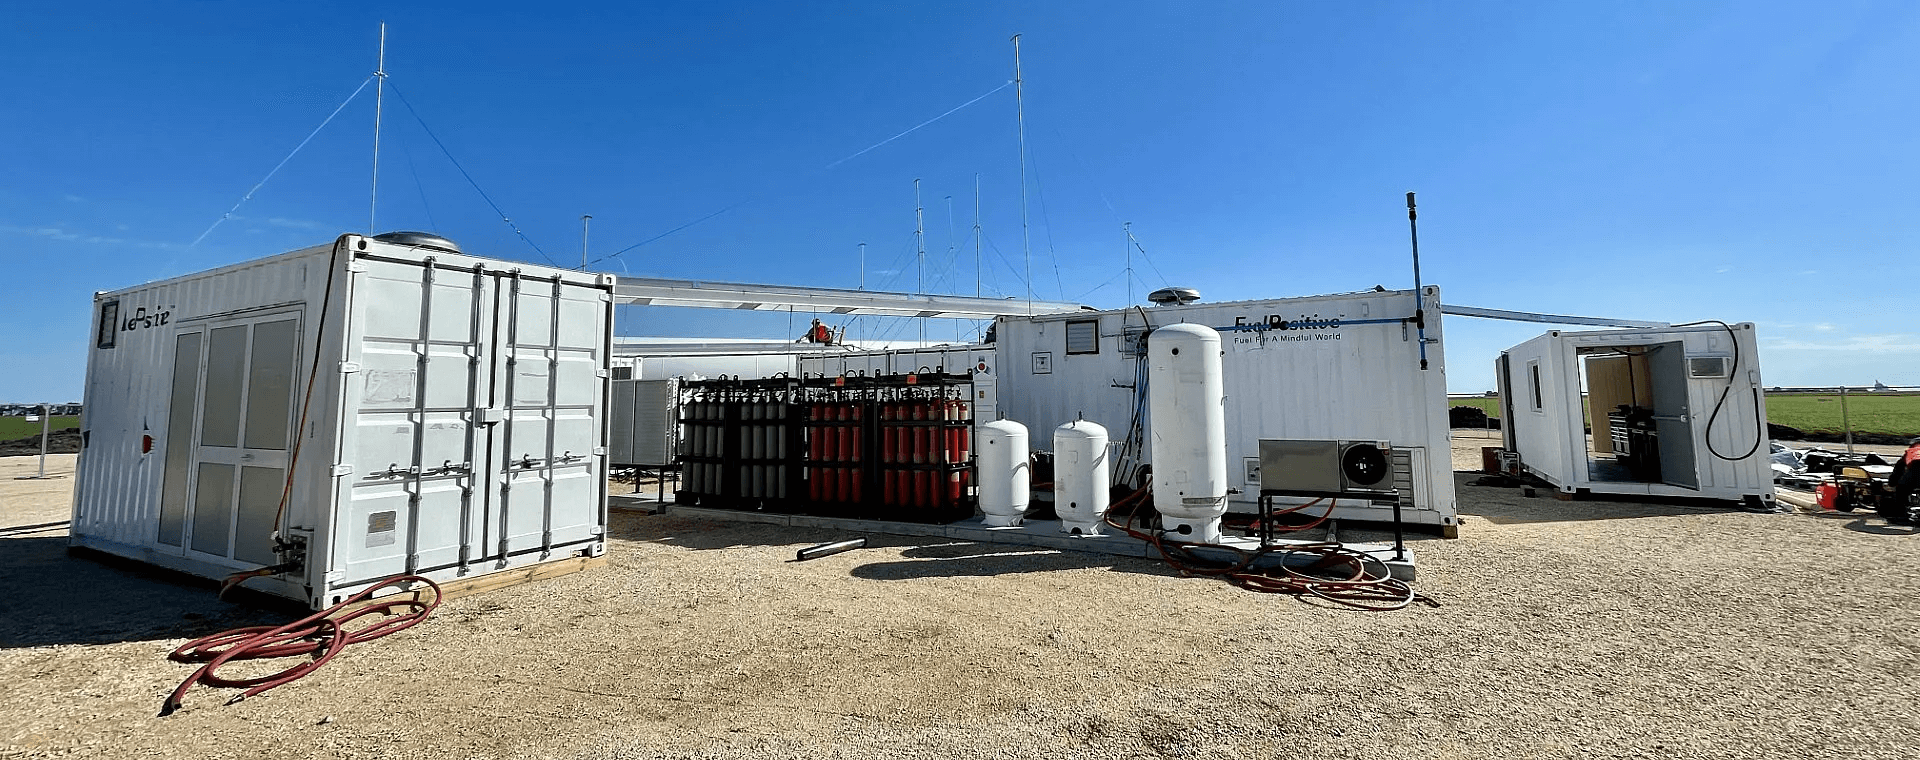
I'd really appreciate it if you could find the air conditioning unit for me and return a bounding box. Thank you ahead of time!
[1257,439,1399,500]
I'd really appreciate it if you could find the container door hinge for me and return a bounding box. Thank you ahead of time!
[346,261,369,273]
[592,446,607,456]
[330,464,354,476]
[594,368,608,378]
[324,570,346,583]
[340,361,361,374]
[478,408,508,425]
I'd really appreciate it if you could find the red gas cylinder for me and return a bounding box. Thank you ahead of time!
[836,424,852,462]
[947,471,962,504]
[883,470,898,505]
[849,470,862,503]
[808,468,822,501]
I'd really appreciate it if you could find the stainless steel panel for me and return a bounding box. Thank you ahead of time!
[190,462,234,556]
[157,332,201,547]
[244,319,298,450]
[200,325,248,448]
[233,465,283,565]
[609,381,637,464]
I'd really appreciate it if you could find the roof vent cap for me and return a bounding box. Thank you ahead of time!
[371,231,462,254]
[1147,286,1201,306]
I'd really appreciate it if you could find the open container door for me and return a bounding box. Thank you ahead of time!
[1645,342,1699,490]
[1494,353,1517,452]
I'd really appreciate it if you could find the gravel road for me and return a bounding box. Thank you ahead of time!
[4,450,1916,760]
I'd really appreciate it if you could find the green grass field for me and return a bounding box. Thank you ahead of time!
[1451,393,1920,436]
[0,415,80,442]
[1762,393,1920,436]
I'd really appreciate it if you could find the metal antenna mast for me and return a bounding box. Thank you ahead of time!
[972,174,982,299]
[1124,221,1133,305]
[858,242,867,290]
[1012,34,1033,312]
[369,22,388,234]
[915,178,927,342]
[580,214,592,267]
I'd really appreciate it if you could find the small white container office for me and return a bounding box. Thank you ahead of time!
[1495,323,1773,506]
[991,288,1458,535]
[71,232,615,609]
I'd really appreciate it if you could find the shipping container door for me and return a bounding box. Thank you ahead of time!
[341,260,492,582]
[159,312,300,567]
[1646,342,1700,490]
[486,271,605,560]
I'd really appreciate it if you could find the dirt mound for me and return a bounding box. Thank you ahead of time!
[0,429,82,457]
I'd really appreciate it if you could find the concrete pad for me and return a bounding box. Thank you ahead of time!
[654,504,1416,581]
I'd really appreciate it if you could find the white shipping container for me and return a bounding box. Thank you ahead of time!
[611,353,799,381]
[993,288,1457,534]
[1496,323,1773,505]
[71,233,614,608]
[797,344,995,379]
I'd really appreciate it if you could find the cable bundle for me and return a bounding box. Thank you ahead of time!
[1104,482,1436,611]
[160,574,442,716]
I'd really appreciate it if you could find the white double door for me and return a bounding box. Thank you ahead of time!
[157,312,301,567]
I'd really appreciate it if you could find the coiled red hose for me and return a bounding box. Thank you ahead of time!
[1103,482,1436,611]
[159,574,442,716]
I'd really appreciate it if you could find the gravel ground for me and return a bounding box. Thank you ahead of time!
[4,448,1918,760]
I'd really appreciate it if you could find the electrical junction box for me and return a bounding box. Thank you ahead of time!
[1257,439,1397,500]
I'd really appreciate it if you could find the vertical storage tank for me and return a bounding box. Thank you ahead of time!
[71,233,615,609]
[1147,324,1229,542]
[1053,420,1110,535]
[976,420,1030,527]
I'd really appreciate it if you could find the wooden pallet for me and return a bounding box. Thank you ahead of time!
[341,554,609,614]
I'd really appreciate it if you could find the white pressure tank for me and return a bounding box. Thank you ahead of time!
[1147,323,1229,543]
[976,419,1031,527]
[1053,420,1111,535]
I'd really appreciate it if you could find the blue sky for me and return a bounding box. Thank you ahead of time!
[5,1,1917,401]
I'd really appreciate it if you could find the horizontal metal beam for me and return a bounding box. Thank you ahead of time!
[613,276,1086,319]
[1440,304,1668,329]
[610,338,946,357]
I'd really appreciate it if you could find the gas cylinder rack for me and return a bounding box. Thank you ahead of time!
[677,371,975,522]
[867,372,974,523]
[675,376,802,509]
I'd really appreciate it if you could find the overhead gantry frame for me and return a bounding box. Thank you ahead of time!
[612,276,1088,319]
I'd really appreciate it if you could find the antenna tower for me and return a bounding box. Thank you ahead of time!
[368,22,388,234]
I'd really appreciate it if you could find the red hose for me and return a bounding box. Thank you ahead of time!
[160,574,442,716]
[1102,482,1436,611]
